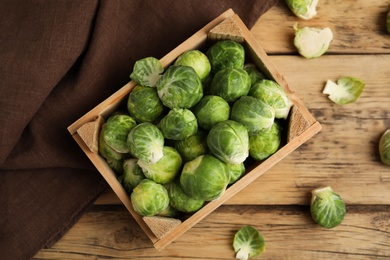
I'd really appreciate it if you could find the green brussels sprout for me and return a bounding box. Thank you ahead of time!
[166,179,205,213]
[180,154,230,201]
[174,50,211,81]
[127,85,164,123]
[233,225,265,260]
[131,179,169,217]
[156,204,180,218]
[121,158,145,192]
[244,63,266,86]
[207,40,245,73]
[310,186,346,228]
[192,95,230,130]
[227,162,245,185]
[210,68,251,102]
[137,146,182,184]
[207,120,249,165]
[156,65,203,109]
[387,10,390,34]
[127,122,164,164]
[293,23,333,59]
[130,57,163,87]
[249,79,292,119]
[106,158,124,174]
[99,124,127,161]
[322,77,365,105]
[249,122,281,161]
[286,0,318,20]
[158,108,198,140]
[174,129,209,162]
[103,114,137,153]
[379,129,390,166]
[230,96,275,136]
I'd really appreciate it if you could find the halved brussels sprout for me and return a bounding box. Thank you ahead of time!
[227,162,245,185]
[230,96,275,136]
[233,225,265,260]
[192,95,230,130]
[127,85,164,123]
[249,121,281,161]
[207,120,249,165]
[156,65,203,109]
[293,23,333,59]
[244,63,266,87]
[180,154,230,201]
[311,186,346,228]
[174,129,209,162]
[158,108,198,140]
[137,146,182,184]
[286,0,318,20]
[130,57,163,87]
[210,68,251,102]
[166,179,205,213]
[103,114,137,153]
[121,158,145,193]
[379,129,390,166]
[131,179,169,217]
[322,77,365,105]
[174,50,211,81]
[127,122,164,164]
[207,40,245,73]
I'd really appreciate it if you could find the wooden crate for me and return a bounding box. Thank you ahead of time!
[68,9,322,251]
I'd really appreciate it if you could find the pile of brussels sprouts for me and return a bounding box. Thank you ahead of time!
[98,40,292,218]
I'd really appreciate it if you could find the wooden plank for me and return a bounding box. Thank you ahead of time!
[252,0,390,54]
[33,205,390,259]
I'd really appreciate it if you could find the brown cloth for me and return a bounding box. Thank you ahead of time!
[0,1,277,259]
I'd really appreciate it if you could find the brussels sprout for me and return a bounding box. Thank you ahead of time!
[156,204,180,218]
[106,158,124,174]
[156,65,203,109]
[192,95,230,130]
[379,129,390,166]
[174,129,209,162]
[230,96,275,135]
[207,120,249,165]
[249,79,292,119]
[180,154,230,201]
[227,162,245,185]
[322,77,365,105]
[131,179,169,217]
[244,63,266,86]
[99,124,127,161]
[103,114,137,153]
[207,40,245,73]
[121,158,145,192]
[127,122,164,164]
[158,108,198,140]
[127,85,164,123]
[166,179,205,213]
[137,146,182,184]
[174,50,211,81]
[130,57,163,87]
[249,122,281,161]
[310,186,346,228]
[210,68,251,102]
[293,23,333,59]
[387,9,390,34]
[286,0,318,20]
[233,225,265,260]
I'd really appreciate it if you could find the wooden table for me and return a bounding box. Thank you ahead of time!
[34,1,390,259]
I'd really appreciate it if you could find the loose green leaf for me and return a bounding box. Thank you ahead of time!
[233,225,265,260]
[323,77,365,105]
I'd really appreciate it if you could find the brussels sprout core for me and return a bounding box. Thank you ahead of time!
[379,129,390,166]
[323,77,365,105]
[286,0,318,20]
[233,225,265,260]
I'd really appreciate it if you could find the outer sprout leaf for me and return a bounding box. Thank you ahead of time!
[233,225,265,260]
[286,0,318,20]
[379,129,390,166]
[323,77,365,105]
[130,57,163,87]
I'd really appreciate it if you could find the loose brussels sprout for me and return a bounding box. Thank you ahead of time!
[127,122,164,164]
[207,40,245,73]
[99,124,127,161]
[233,225,265,260]
[127,85,164,123]
[158,108,198,140]
[192,95,230,130]
[293,23,333,59]
[174,129,209,162]
[166,179,205,213]
[210,68,251,102]
[249,122,281,161]
[156,65,203,109]
[131,179,169,216]
[249,79,292,119]
[180,154,230,201]
[207,120,249,165]
[130,57,163,87]
[103,114,137,153]
[121,158,145,192]
[244,63,266,86]
[137,146,182,184]
[322,77,365,105]
[310,186,346,228]
[230,96,275,136]
[174,50,211,81]
[286,0,318,20]
[379,129,390,166]
[227,162,245,185]
[387,9,390,34]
